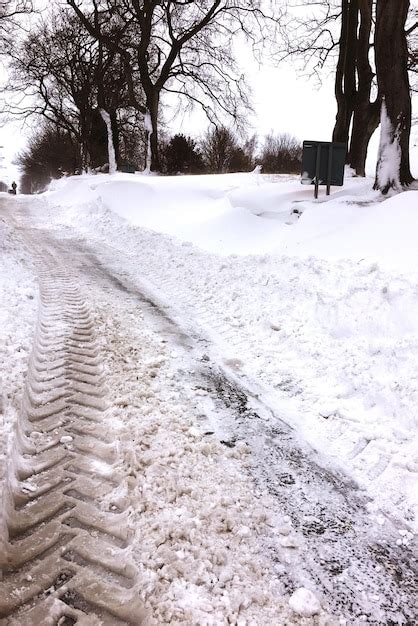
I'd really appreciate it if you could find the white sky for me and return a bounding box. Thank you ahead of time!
[169,60,337,140]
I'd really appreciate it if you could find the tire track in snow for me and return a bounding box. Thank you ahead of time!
[0,237,147,625]
[54,237,418,624]
[200,367,418,624]
[4,207,417,623]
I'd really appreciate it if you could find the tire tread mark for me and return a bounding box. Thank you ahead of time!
[0,250,147,624]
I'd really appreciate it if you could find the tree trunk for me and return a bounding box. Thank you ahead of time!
[80,143,89,173]
[100,109,117,174]
[332,0,358,144]
[348,0,378,176]
[349,102,380,176]
[374,0,414,192]
[80,123,90,173]
[110,111,120,165]
[144,92,160,173]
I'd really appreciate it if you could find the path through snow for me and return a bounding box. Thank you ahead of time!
[1,199,335,624]
[1,196,417,623]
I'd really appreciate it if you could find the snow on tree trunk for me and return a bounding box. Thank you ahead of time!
[100,109,117,175]
[143,111,153,174]
[373,0,413,191]
[375,100,401,194]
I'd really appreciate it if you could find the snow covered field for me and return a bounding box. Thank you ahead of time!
[1,168,418,623]
[41,171,418,534]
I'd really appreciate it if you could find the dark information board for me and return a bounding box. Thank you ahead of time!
[301,141,346,198]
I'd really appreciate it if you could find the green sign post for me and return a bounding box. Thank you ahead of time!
[301,141,347,199]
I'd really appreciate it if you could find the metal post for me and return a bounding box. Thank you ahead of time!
[326,142,333,196]
[314,144,321,199]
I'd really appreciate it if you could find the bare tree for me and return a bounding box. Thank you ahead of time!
[7,14,96,169]
[332,0,358,147]
[281,0,377,176]
[117,107,148,169]
[67,0,282,172]
[332,0,381,176]
[7,9,133,171]
[200,126,240,173]
[200,126,255,173]
[280,0,415,179]
[0,1,33,52]
[374,0,414,192]
[347,0,380,176]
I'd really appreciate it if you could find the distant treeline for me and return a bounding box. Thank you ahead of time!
[18,125,302,194]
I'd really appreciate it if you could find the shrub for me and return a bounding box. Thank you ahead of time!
[163,134,204,174]
[260,133,302,174]
[200,126,256,173]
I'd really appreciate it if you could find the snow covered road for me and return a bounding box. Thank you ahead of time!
[0,200,318,624]
[1,192,417,624]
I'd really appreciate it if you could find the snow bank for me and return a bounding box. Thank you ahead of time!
[284,190,418,272]
[47,172,418,272]
[48,173,289,255]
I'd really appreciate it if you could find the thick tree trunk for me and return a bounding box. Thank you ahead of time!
[374,0,414,192]
[349,102,380,176]
[332,0,358,144]
[348,0,378,176]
